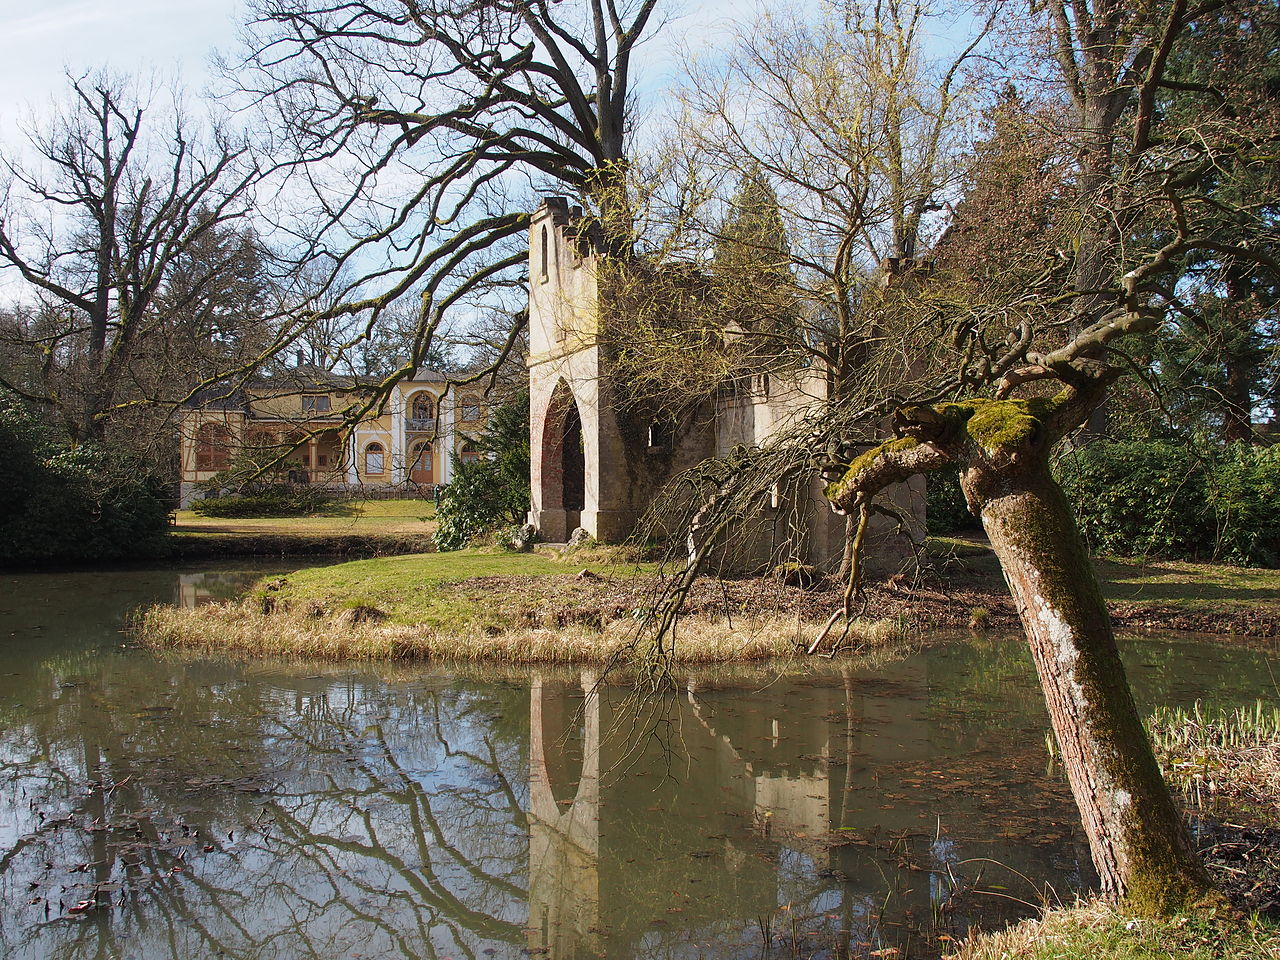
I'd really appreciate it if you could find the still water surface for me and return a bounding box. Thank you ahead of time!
[1,563,1275,960]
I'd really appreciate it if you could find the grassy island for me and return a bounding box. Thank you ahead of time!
[136,547,908,664]
[136,538,1280,665]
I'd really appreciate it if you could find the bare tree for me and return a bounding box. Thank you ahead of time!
[0,71,263,443]
[233,0,661,405]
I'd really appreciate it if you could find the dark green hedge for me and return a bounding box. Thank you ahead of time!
[927,439,1278,567]
[0,395,171,563]
[191,485,336,518]
[1056,440,1280,567]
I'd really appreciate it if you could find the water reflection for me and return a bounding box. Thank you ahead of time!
[0,566,1276,960]
[525,661,1090,960]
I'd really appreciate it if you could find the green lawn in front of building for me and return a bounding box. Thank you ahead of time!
[171,498,437,539]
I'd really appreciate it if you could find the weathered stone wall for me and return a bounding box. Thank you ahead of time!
[525,197,925,572]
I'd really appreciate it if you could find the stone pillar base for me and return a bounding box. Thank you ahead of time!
[532,508,568,543]
[580,509,634,543]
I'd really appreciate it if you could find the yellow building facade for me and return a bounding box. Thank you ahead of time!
[178,366,486,506]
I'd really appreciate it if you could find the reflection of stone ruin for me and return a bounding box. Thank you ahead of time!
[525,665,937,958]
[526,197,925,570]
[526,665,1088,958]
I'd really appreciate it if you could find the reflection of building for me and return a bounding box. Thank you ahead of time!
[525,197,925,568]
[525,663,947,959]
[178,365,488,506]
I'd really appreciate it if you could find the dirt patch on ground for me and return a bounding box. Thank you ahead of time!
[442,567,1280,642]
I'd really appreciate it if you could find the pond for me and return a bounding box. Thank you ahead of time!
[1,563,1276,959]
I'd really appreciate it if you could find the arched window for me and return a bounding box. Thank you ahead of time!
[195,422,232,472]
[364,442,385,475]
[460,395,482,421]
[410,393,435,425]
[459,441,481,465]
[540,225,549,279]
[245,429,276,451]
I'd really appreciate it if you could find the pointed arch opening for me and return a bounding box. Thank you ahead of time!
[534,680,586,810]
[539,380,585,534]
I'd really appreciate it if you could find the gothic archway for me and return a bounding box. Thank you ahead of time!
[538,381,585,533]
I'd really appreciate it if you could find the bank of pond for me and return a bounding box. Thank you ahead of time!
[1,561,1277,960]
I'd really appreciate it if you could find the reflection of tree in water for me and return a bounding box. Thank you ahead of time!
[1,638,1142,960]
[0,669,533,960]
[250,684,530,957]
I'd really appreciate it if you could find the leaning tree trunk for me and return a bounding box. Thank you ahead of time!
[825,396,1216,913]
[963,458,1211,912]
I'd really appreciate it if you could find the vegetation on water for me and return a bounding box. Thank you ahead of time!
[0,391,171,564]
[1148,700,1280,815]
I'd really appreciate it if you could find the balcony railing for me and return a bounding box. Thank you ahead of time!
[406,417,437,432]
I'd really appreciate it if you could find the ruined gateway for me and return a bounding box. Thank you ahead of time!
[525,197,925,573]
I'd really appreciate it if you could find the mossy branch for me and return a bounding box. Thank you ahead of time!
[825,436,949,514]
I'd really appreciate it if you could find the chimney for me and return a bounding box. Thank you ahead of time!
[296,349,305,368]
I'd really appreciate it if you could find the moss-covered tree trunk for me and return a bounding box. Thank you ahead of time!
[962,457,1210,911]
[826,396,1214,912]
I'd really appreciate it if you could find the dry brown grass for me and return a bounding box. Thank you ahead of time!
[134,600,907,666]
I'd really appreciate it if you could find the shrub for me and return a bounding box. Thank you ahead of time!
[191,485,336,518]
[433,391,530,551]
[1206,444,1280,567]
[1055,439,1280,567]
[0,393,171,563]
[925,463,981,535]
[1055,440,1208,559]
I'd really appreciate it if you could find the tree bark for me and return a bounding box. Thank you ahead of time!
[962,458,1211,912]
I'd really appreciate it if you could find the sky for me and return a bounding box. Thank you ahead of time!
[0,0,745,306]
[0,0,741,141]
[0,0,246,140]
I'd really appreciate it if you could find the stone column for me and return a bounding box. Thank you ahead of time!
[441,393,455,485]
[390,385,406,484]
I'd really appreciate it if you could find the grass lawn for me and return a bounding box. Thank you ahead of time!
[926,535,1280,620]
[263,547,652,629]
[171,499,437,539]
[1096,557,1280,615]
